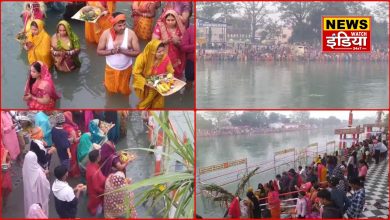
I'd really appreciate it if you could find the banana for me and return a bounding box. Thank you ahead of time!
[162,83,170,92]
[156,84,164,93]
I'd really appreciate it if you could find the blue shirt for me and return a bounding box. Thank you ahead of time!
[346,188,365,218]
[51,127,70,161]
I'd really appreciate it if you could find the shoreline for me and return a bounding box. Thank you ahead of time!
[197,127,319,138]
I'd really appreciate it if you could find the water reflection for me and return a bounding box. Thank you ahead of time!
[197,60,388,108]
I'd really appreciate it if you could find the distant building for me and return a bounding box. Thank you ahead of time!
[284,124,300,129]
[269,123,284,129]
[226,28,251,44]
[197,17,227,47]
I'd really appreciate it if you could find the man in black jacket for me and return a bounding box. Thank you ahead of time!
[317,189,343,218]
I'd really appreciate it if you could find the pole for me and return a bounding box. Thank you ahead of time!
[245,159,249,188]
[343,134,347,148]
[294,150,296,169]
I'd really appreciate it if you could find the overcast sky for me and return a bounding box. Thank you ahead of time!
[208,2,387,24]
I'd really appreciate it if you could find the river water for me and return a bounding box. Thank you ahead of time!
[1,2,194,109]
[196,61,388,108]
[196,127,345,218]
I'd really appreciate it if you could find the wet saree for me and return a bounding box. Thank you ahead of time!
[133,39,174,109]
[26,20,53,68]
[153,10,186,79]
[24,62,60,110]
[132,1,159,41]
[52,20,81,72]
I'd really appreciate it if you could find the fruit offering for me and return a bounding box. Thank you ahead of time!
[99,121,114,134]
[119,151,136,163]
[80,6,101,21]
[147,73,175,94]
[16,32,27,44]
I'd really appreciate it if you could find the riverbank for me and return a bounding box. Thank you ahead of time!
[197,126,318,138]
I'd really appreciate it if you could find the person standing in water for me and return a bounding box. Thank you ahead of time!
[97,12,140,96]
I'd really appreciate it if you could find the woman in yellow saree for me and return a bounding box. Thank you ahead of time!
[85,1,115,44]
[24,19,53,68]
[133,39,174,109]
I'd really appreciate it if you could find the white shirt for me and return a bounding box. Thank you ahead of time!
[106,28,133,70]
[296,197,307,217]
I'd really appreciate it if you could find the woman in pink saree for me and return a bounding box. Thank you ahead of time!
[63,111,81,178]
[1,111,21,161]
[21,2,46,31]
[23,61,60,110]
[152,10,186,79]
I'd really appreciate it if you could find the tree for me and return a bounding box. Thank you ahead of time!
[291,112,310,124]
[268,112,280,124]
[229,111,268,128]
[258,18,282,43]
[203,112,234,129]
[197,114,214,130]
[323,116,342,127]
[197,2,237,20]
[306,2,349,40]
[240,2,268,43]
[384,113,389,128]
[280,114,290,124]
[346,2,371,15]
[372,2,389,22]
[289,22,315,43]
[278,2,317,25]
[371,19,389,44]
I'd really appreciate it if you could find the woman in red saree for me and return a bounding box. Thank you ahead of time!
[152,10,186,79]
[227,197,241,218]
[266,183,281,219]
[23,61,60,110]
[63,111,81,178]
[21,2,46,31]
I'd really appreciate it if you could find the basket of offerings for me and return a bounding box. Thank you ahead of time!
[119,151,136,163]
[146,73,186,96]
[72,6,102,23]
[99,121,115,134]
[16,31,27,44]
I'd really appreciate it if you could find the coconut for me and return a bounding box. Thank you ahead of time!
[81,6,93,14]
